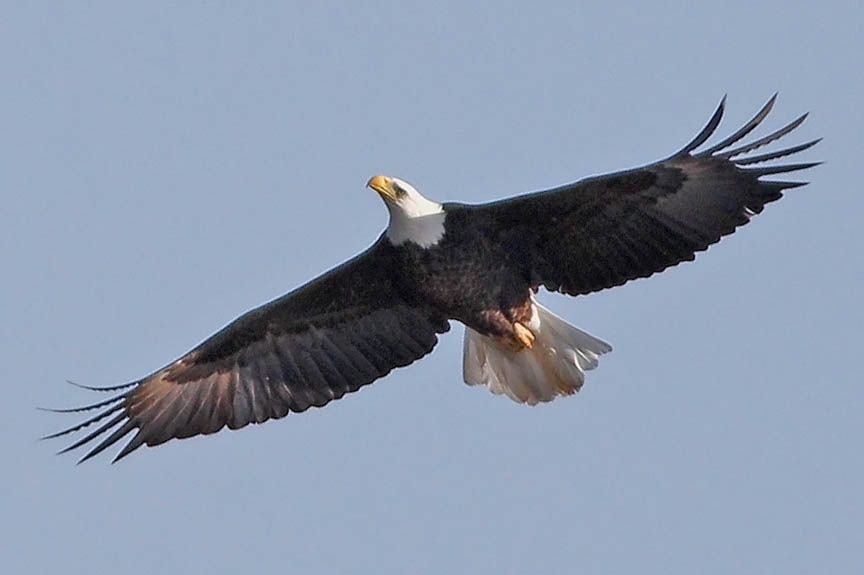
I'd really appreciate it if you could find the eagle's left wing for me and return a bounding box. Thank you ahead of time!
[46,239,449,463]
[475,96,820,297]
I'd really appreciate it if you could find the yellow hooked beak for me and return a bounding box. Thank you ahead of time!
[367,175,397,202]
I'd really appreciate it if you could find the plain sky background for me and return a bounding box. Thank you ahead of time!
[2,2,861,574]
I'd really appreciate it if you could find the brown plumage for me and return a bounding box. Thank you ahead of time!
[46,95,819,462]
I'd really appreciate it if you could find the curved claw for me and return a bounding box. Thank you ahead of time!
[513,322,536,350]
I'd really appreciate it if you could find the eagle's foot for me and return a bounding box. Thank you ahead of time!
[512,322,535,351]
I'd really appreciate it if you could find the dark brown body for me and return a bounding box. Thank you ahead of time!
[389,205,535,347]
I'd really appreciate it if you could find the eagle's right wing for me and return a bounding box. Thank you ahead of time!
[476,96,820,297]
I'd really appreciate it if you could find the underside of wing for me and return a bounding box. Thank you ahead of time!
[46,241,449,463]
[485,95,821,296]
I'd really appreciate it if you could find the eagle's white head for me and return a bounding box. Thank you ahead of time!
[367,175,446,248]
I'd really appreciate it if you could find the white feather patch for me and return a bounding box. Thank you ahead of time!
[462,300,612,405]
[386,211,446,248]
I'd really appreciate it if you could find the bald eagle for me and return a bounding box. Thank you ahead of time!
[47,96,819,462]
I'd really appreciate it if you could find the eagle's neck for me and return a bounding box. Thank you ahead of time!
[385,200,446,248]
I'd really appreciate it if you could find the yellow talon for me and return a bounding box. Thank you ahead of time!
[513,322,535,350]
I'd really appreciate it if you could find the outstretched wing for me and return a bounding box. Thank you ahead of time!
[477,95,820,296]
[47,240,449,463]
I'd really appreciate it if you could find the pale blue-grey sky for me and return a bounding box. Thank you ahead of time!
[2,3,861,574]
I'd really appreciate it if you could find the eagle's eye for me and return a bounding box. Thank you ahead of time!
[392,181,408,198]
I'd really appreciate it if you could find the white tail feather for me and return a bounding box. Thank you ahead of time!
[462,300,612,405]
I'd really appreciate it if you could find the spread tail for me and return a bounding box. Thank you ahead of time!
[462,300,611,405]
